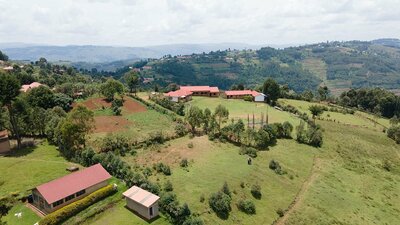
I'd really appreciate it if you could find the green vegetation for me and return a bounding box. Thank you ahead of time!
[0,142,74,197]
[2,203,40,225]
[40,184,117,225]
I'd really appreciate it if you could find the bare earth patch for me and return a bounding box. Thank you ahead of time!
[73,97,147,113]
[93,116,132,133]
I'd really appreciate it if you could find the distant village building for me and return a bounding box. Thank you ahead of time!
[164,89,193,102]
[179,86,220,97]
[142,66,152,70]
[224,90,267,102]
[2,66,13,72]
[31,164,111,214]
[0,130,11,154]
[20,82,43,92]
[143,78,154,84]
[123,186,160,220]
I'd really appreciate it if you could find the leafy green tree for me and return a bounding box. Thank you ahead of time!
[318,86,329,101]
[26,85,55,109]
[124,71,139,94]
[100,79,124,101]
[301,90,314,101]
[263,78,280,105]
[53,93,73,111]
[0,72,22,148]
[221,182,231,198]
[282,121,293,138]
[214,104,229,130]
[58,105,94,156]
[29,107,47,136]
[185,106,204,133]
[309,105,324,120]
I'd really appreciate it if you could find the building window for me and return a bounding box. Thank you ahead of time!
[76,189,86,197]
[65,194,75,202]
[52,199,64,208]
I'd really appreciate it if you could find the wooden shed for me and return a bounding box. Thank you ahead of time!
[123,186,160,220]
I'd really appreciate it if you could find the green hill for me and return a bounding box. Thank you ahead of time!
[140,39,400,94]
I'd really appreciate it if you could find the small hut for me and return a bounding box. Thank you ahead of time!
[123,186,160,220]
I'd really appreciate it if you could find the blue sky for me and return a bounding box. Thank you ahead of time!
[0,0,399,46]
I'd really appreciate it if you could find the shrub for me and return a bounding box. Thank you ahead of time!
[164,180,173,192]
[187,142,194,148]
[175,123,188,137]
[180,158,189,168]
[237,199,256,214]
[111,98,123,108]
[239,146,258,158]
[387,125,400,144]
[199,194,205,203]
[100,135,132,154]
[143,167,152,177]
[269,160,285,175]
[112,106,121,116]
[240,182,245,188]
[148,131,165,144]
[40,184,117,225]
[243,96,253,101]
[221,182,231,198]
[276,208,285,217]
[251,184,262,199]
[208,191,231,219]
[182,216,204,225]
[154,162,171,176]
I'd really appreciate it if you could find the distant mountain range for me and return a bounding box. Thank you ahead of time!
[0,43,269,63]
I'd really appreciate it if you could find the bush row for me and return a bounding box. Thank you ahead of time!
[40,184,117,225]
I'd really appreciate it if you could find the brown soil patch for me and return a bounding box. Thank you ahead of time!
[134,136,211,167]
[122,97,147,113]
[93,116,132,133]
[73,97,147,114]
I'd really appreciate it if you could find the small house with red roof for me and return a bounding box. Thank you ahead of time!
[31,164,111,214]
[0,130,10,154]
[123,186,160,220]
[224,90,267,102]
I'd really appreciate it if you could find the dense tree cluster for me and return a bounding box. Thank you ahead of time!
[339,88,400,118]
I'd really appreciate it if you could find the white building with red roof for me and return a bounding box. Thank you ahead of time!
[224,90,267,102]
[123,186,160,220]
[31,164,111,214]
[163,89,193,102]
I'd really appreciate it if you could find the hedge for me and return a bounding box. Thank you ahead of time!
[40,184,117,225]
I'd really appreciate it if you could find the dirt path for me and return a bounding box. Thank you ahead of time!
[274,157,322,225]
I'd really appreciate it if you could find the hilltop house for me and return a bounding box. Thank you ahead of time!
[31,164,111,214]
[123,186,160,220]
[0,130,10,154]
[20,82,43,92]
[164,89,193,102]
[224,90,267,102]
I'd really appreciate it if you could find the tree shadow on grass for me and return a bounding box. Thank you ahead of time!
[5,145,37,158]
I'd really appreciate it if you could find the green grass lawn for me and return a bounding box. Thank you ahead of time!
[122,136,317,225]
[2,203,40,225]
[0,142,78,197]
[188,96,301,127]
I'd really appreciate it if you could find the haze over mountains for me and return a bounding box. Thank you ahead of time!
[0,42,269,63]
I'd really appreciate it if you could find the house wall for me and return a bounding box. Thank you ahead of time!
[126,198,159,220]
[32,180,109,214]
[254,95,265,102]
[191,91,210,96]
[0,139,10,153]
[226,94,251,99]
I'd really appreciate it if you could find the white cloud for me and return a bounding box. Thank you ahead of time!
[0,0,399,46]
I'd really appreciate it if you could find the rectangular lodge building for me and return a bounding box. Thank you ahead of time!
[31,164,111,214]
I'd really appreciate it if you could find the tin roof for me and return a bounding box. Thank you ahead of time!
[123,186,160,208]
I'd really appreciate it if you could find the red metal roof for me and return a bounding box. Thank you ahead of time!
[0,130,8,138]
[36,164,111,204]
[225,90,263,97]
[180,86,219,93]
[164,89,193,97]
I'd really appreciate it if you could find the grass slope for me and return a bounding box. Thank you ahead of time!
[188,96,301,127]
[0,142,78,197]
[286,121,400,225]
